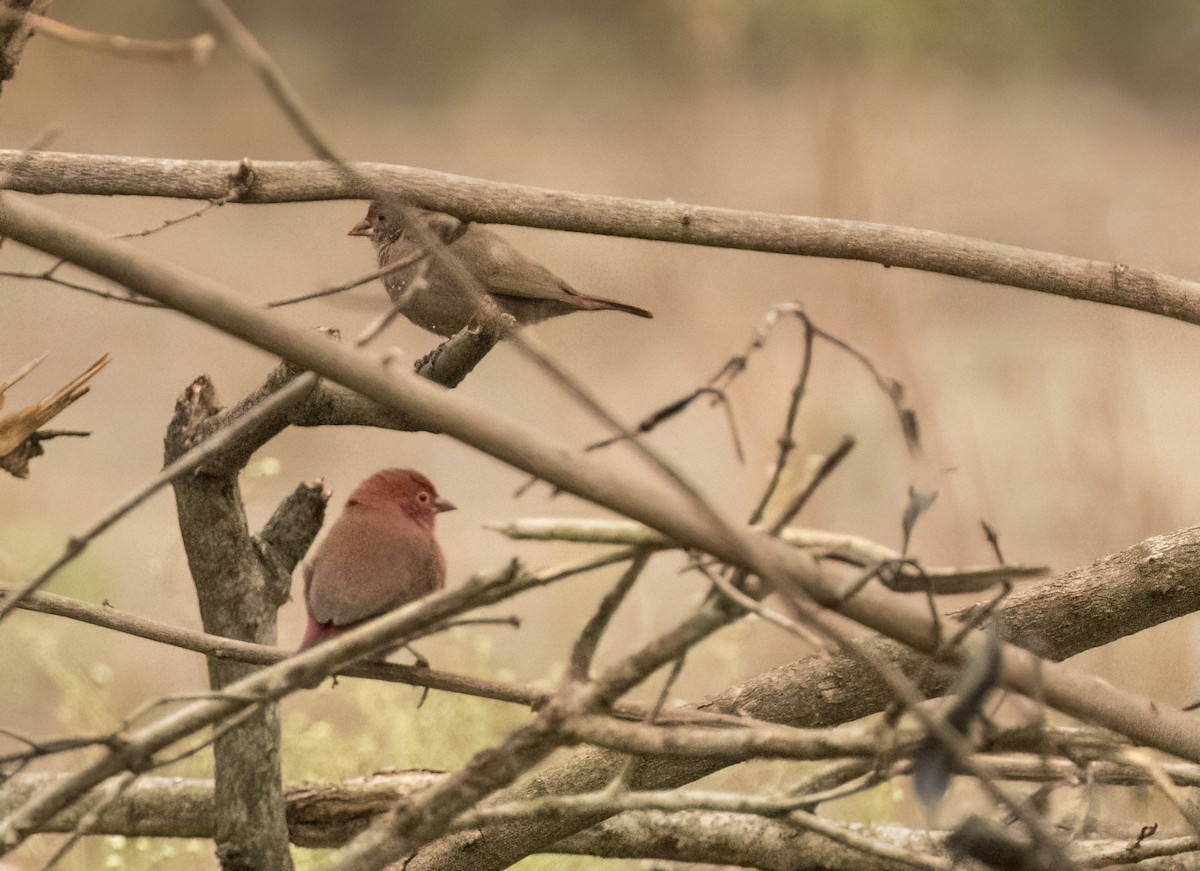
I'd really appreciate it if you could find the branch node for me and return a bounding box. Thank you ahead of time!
[221,157,256,203]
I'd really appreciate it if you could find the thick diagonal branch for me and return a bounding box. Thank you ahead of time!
[2,194,1196,764]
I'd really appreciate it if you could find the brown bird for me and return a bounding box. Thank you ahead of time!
[349,201,653,337]
[300,468,455,650]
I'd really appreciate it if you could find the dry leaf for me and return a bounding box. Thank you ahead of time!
[0,353,110,457]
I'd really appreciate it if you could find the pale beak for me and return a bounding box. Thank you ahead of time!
[434,497,457,513]
[348,219,373,237]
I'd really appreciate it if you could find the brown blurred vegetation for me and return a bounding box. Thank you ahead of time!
[5,2,1200,867]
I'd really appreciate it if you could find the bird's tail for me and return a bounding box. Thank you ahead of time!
[298,616,345,651]
[576,296,653,319]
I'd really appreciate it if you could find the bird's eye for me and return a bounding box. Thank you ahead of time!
[377,213,386,222]
[417,492,430,503]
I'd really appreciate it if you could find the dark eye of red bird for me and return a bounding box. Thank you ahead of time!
[417,492,430,502]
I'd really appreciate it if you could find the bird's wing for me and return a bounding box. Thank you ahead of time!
[453,228,582,302]
[423,210,470,244]
[305,509,441,627]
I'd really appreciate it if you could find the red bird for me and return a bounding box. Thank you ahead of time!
[299,469,455,651]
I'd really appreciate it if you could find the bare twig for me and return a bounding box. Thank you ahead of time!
[266,248,431,308]
[35,772,136,871]
[567,551,652,681]
[0,728,111,778]
[583,386,736,454]
[195,0,334,160]
[451,788,951,871]
[485,518,1048,592]
[982,520,1005,564]
[3,151,1196,330]
[112,164,251,239]
[2,10,214,62]
[2,268,165,305]
[749,309,816,525]
[0,554,631,709]
[766,435,856,535]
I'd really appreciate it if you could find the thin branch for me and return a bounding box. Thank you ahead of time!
[265,247,430,308]
[35,772,135,871]
[559,714,920,763]
[748,310,815,525]
[583,386,735,454]
[112,194,241,241]
[766,434,856,535]
[0,728,110,777]
[452,789,951,871]
[0,548,644,710]
[567,551,652,681]
[512,334,760,575]
[195,0,335,161]
[1,267,166,305]
[3,151,1191,327]
[1,10,214,62]
[486,518,1048,593]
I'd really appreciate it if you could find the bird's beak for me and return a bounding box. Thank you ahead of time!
[348,219,373,238]
[433,497,457,513]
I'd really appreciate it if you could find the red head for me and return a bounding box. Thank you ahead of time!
[346,468,455,527]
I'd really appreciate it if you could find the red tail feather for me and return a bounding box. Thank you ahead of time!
[299,616,347,651]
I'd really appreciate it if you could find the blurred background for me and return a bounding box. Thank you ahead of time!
[5,1,1200,867]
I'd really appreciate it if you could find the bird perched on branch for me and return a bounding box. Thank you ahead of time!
[349,200,653,337]
[299,468,455,651]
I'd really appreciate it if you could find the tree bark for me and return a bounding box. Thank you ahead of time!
[0,0,49,94]
[164,377,324,871]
